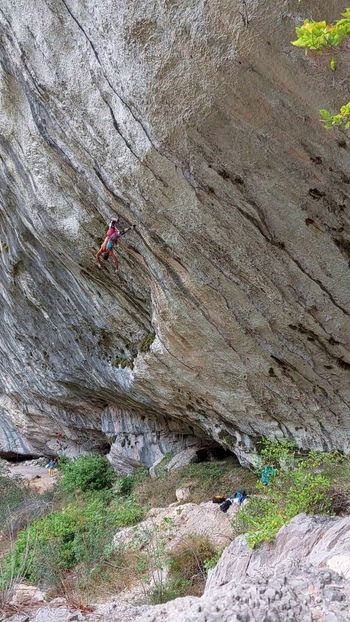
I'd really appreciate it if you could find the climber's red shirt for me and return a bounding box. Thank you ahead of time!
[106,228,121,243]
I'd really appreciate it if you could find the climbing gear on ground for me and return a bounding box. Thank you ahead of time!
[261,465,277,486]
[212,495,227,504]
[233,490,247,505]
[220,498,232,513]
[219,490,247,513]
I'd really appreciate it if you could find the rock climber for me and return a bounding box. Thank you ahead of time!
[96,218,136,272]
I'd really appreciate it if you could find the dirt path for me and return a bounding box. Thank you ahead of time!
[6,461,58,493]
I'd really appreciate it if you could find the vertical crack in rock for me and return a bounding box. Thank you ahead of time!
[59,0,202,190]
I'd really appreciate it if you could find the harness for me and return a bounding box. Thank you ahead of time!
[107,230,120,251]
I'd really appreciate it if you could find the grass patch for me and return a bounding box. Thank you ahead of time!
[71,546,148,603]
[133,457,256,507]
[0,474,52,543]
[150,576,190,604]
[168,534,216,595]
[0,475,35,528]
[4,443,348,606]
[0,474,54,614]
[150,534,217,604]
[2,493,144,584]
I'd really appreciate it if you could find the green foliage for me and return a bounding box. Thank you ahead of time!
[181,462,225,483]
[258,437,296,470]
[113,474,136,497]
[1,458,144,593]
[291,8,350,130]
[1,489,145,591]
[292,16,350,51]
[110,498,145,528]
[113,467,148,497]
[2,507,80,585]
[320,103,350,129]
[152,453,174,478]
[203,549,223,571]
[299,449,344,469]
[0,476,31,526]
[150,576,191,604]
[133,455,257,508]
[232,441,339,549]
[168,534,215,580]
[60,455,116,493]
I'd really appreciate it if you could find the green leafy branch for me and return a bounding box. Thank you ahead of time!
[292,8,350,129]
[320,103,350,129]
[292,11,350,52]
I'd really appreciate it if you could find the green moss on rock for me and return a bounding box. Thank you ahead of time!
[111,357,134,370]
[139,331,156,353]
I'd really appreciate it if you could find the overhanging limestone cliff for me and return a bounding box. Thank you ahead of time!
[1,0,350,468]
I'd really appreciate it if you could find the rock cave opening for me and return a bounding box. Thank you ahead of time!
[0,451,39,463]
[195,445,236,463]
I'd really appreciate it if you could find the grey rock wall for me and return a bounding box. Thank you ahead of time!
[1,0,350,464]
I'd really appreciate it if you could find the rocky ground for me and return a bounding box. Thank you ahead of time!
[113,500,238,552]
[1,460,59,495]
[2,514,350,622]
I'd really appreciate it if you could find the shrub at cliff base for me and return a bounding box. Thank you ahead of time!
[0,456,145,600]
[60,455,116,493]
[1,493,144,589]
[232,440,346,548]
[1,456,246,603]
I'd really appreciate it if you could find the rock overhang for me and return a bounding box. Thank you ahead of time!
[1,0,350,467]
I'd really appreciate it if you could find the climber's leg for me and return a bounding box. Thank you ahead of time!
[96,238,108,266]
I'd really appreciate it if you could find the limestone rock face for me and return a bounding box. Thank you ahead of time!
[1,0,350,463]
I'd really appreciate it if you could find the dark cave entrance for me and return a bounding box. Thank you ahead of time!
[194,445,238,463]
[0,451,39,462]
